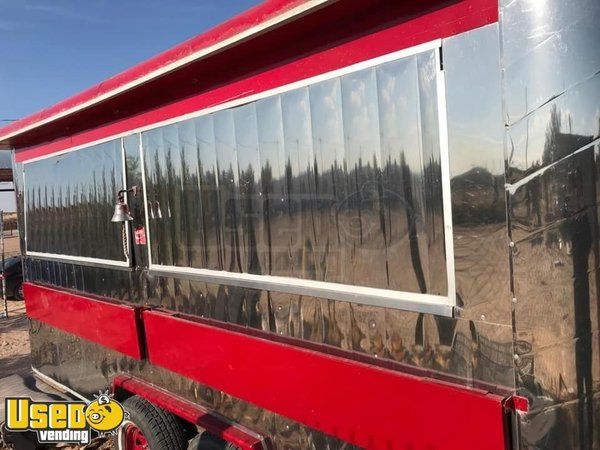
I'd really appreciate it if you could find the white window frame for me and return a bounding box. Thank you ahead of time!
[141,39,456,316]
[22,139,132,268]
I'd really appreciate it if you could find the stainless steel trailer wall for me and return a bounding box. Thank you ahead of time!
[8,0,600,447]
[13,24,520,448]
[500,0,600,447]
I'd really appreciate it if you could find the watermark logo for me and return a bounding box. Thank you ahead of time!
[4,391,127,445]
[85,392,126,434]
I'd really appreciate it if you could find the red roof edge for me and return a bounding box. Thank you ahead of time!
[0,0,323,144]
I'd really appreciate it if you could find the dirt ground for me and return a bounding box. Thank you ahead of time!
[0,301,30,380]
[0,236,33,379]
[0,237,33,380]
[2,235,20,258]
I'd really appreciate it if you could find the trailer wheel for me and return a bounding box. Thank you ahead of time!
[13,282,23,301]
[117,395,187,450]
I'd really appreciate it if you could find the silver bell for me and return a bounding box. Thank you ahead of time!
[111,201,133,222]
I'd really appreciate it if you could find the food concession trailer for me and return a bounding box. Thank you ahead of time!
[0,0,598,448]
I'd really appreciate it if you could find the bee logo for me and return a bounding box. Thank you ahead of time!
[84,392,127,434]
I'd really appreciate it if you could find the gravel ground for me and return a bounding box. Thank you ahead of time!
[0,301,30,379]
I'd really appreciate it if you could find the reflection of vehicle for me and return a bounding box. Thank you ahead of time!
[1,255,23,300]
[0,0,597,449]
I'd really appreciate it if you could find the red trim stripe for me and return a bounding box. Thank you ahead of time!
[23,282,144,359]
[143,310,508,450]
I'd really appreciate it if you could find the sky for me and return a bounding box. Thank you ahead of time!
[0,0,260,211]
[0,0,260,121]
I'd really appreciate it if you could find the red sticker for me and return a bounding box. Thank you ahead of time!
[134,226,147,245]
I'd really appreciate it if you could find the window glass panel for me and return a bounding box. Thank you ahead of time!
[25,139,125,261]
[376,56,426,293]
[281,88,315,279]
[255,96,286,276]
[233,103,263,275]
[195,116,222,270]
[177,120,201,268]
[144,127,173,266]
[162,124,187,267]
[340,67,386,287]
[214,109,243,273]
[308,78,345,283]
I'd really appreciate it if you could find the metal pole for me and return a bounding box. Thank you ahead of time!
[1,210,7,319]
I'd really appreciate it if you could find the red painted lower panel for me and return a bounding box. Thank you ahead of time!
[143,310,508,450]
[113,375,267,450]
[23,283,143,359]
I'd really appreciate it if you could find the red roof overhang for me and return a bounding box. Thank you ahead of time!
[1,0,498,153]
[0,0,331,147]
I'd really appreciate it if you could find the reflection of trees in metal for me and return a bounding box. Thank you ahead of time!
[510,104,598,448]
[451,167,505,225]
[146,139,448,291]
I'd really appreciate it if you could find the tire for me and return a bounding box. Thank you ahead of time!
[117,395,187,450]
[13,282,23,301]
[188,432,239,450]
